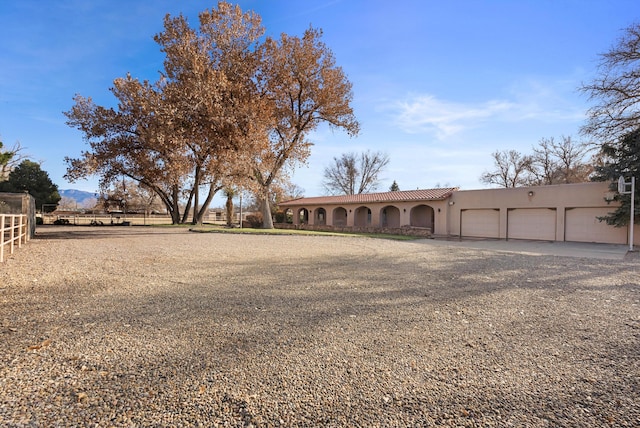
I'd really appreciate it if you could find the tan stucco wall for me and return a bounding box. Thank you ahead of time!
[446,182,638,244]
[279,182,638,244]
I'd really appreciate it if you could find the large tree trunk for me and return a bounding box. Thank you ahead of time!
[193,182,219,225]
[160,198,179,225]
[260,188,274,229]
[181,189,194,224]
[191,166,202,224]
[225,194,234,227]
[191,189,200,224]
[152,185,178,225]
[170,185,182,224]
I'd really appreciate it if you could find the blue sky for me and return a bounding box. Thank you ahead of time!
[1,0,638,206]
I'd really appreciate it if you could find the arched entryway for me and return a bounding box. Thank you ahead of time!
[297,208,309,224]
[410,204,434,230]
[380,205,400,228]
[333,207,348,226]
[284,208,294,224]
[314,207,327,225]
[354,205,371,227]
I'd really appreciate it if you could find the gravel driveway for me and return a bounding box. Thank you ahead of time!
[1,226,638,427]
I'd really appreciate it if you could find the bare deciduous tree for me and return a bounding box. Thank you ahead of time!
[0,140,29,181]
[580,22,640,145]
[482,137,594,188]
[323,150,389,195]
[530,136,593,185]
[57,196,78,211]
[100,179,164,214]
[480,150,533,188]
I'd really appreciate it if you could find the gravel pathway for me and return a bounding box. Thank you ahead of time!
[1,226,638,427]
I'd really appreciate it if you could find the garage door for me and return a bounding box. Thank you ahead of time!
[461,209,500,238]
[508,208,556,241]
[565,207,627,244]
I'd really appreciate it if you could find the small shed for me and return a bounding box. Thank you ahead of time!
[0,192,36,238]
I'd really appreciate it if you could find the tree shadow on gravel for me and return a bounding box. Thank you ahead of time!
[33,226,189,240]
[31,247,640,333]
[5,240,639,426]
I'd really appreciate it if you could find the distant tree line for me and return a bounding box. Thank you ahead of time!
[480,136,594,188]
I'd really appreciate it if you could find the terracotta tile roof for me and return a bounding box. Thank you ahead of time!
[279,188,458,206]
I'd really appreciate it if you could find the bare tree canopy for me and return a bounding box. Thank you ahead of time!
[480,150,532,188]
[0,140,29,181]
[580,22,640,144]
[99,179,165,214]
[323,150,389,195]
[529,136,594,185]
[481,137,594,188]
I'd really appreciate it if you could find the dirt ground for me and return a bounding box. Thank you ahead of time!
[1,226,638,427]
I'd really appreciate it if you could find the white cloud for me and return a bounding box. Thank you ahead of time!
[391,78,586,139]
[392,95,515,138]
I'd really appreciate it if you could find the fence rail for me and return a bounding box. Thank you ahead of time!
[41,213,173,226]
[0,214,29,263]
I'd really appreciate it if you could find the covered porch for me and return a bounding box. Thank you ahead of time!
[278,188,456,237]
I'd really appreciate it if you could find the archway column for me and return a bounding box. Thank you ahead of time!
[306,207,314,225]
[400,206,410,226]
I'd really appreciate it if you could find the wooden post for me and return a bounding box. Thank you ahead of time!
[9,215,15,256]
[0,214,28,262]
[1,215,5,263]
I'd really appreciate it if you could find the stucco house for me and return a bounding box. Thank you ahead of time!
[278,182,639,245]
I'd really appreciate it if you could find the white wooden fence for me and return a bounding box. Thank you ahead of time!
[0,214,29,262]
[41,213,174,226]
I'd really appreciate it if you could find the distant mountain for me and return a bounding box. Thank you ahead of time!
[59,189,97,204]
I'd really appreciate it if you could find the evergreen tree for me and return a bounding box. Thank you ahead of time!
[591,128,640,227]
[0,160,61,212]
[389,180,400,191]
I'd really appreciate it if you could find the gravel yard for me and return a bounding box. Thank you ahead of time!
[1,226,638,427]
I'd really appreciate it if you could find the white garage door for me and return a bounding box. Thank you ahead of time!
[461,209,500,238]
[508,208,556,241]
[565,207,627,244]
